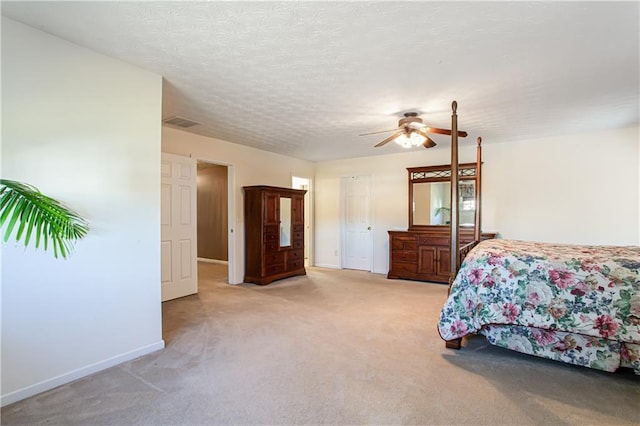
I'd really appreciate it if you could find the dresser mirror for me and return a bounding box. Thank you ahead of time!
[408,163,477,230]
[279,196,292,247]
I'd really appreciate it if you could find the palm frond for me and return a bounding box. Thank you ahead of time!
[0,179,89,258]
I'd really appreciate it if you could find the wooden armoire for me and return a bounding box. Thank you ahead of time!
[243,186,307,285]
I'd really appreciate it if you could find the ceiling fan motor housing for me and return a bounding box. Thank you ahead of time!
[398,112,424,129]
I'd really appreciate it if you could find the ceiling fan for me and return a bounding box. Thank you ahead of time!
[360,112,468,149]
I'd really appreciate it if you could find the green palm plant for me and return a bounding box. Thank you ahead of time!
[0,179,89,258]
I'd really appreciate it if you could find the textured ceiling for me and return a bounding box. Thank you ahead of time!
[2,1,639,162]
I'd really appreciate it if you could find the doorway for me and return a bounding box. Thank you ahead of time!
[196,161,230,279]
[292,176,312,267]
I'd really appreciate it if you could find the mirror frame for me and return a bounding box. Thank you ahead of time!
[407,162,478,231]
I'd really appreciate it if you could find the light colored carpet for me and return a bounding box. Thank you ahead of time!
[2,263,639,425]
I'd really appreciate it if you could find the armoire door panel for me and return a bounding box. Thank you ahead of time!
[292,195,304,224]
[264,193,279,225]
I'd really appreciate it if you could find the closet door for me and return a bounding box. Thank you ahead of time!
[342,175,372,271]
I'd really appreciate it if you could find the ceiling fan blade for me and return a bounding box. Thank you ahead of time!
[359,128,399,136]
[415,130,437,148]
[423,138,437,148]
[425,127,468,138]
[374,131,403,147]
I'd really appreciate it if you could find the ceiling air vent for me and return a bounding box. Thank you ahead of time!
[162,116,200,128]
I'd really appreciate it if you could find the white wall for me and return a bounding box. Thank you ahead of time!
[162,127,314,284]
[315,126,639,273]
[483,126,639,244]
[1,18,164,405]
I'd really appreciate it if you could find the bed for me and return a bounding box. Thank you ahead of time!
[438,238,640,374]
[439,101,640,374]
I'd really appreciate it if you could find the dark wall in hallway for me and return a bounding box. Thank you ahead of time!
[197,163,228,261]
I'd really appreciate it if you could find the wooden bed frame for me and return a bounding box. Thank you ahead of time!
[446,101,482,350]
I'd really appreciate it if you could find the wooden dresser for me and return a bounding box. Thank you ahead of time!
[388,228,496,283]
[243,185,306,285]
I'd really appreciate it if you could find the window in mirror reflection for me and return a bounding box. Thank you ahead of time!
[280,197,292,247]
[459,183,475,226]
[411,181,476,226]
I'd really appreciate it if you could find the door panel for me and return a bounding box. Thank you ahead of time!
[161,153,197,301]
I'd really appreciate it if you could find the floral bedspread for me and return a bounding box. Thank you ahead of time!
[437,239,640,373]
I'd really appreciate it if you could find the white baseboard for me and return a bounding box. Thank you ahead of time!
[313,264,341,269]
[0,340,165,407]
[197,257,228,265]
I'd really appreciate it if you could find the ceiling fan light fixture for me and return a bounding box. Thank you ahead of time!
[395,132,426,148]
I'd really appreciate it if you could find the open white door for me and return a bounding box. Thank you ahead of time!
[161,153,197,301]
[342,175,372,271]
[292,176,312,267]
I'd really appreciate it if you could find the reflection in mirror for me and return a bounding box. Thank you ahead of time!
[411,181,475,226]
[459,182,476,226]
[280,197,292,247]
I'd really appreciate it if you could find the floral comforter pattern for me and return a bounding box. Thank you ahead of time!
[437,239,640,373]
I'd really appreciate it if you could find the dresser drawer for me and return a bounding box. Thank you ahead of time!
[264,233,279,244]
[391,235,418,250]
[391,262,417,274]
[265,251,285,265]
[265,242,278,252]
[287,259,304,271]
[418,236,448,246]
[392,239,403,250]
[264,225,279,244]
[292,239,303,249]
[265,263,285,275]
[392,251,418,262]
[404,242,418,251]
[287,249,304,262]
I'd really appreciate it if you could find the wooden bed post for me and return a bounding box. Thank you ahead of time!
[444,108,483,350]
[449,101,460,279]
[474,137,482,242]
[446,101,463,350]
